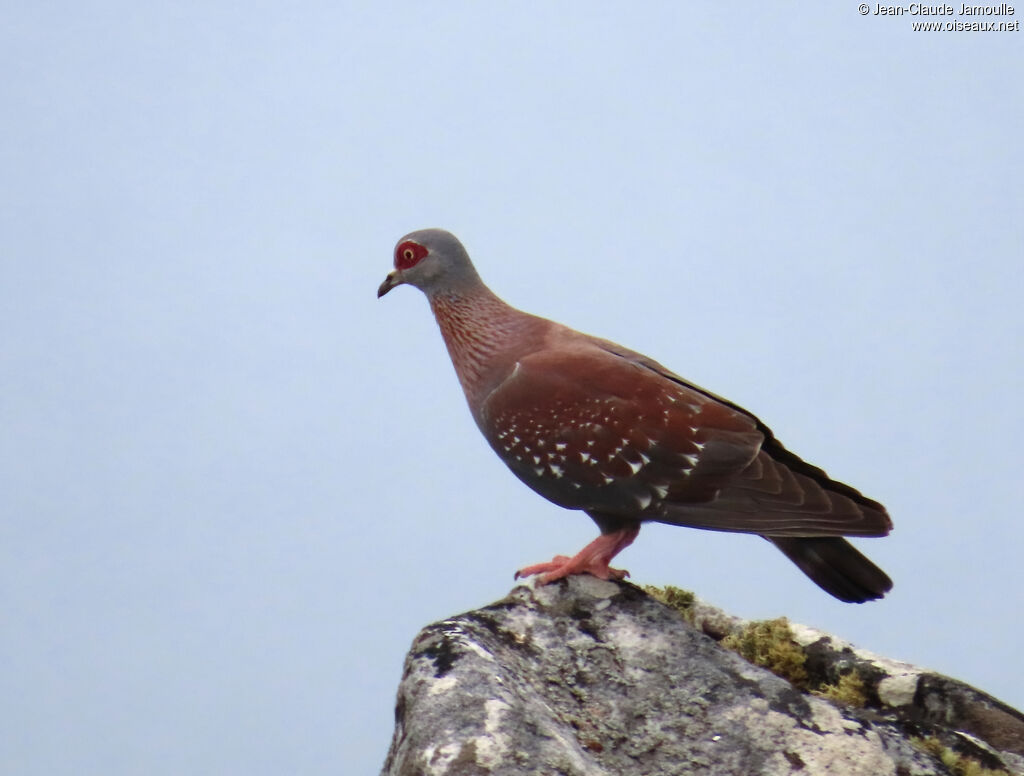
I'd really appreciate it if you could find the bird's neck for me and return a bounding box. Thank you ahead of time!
[428,287,538,407]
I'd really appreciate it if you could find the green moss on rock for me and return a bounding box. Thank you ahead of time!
[812,670,868,707]
[721,617,809,689]
[642,585,696,623]
[910,736,1010,776]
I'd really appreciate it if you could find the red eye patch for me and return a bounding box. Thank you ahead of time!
[395,241,428,270]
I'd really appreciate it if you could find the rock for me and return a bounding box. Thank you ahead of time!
[381,577,1024,775]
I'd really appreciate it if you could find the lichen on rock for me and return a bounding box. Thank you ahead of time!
[381,578,1024,775]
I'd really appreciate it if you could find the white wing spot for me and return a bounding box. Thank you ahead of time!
[627,459,643,474]
[635,491,652,510]
[533,466,545,477]
[549,464,564,478]
[555,442,567,451]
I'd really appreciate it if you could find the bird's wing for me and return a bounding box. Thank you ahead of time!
[595,338,891,518]
[479,341,891,538]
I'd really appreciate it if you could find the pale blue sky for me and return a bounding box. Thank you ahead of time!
[2,4,1021,774]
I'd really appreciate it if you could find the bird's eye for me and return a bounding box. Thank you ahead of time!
[395,241,428,270]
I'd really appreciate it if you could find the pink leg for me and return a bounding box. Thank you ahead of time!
[514,525,641,584]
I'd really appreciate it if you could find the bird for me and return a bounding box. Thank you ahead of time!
[377,228,893,603]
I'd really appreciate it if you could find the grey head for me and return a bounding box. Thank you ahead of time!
[377,228,483,299]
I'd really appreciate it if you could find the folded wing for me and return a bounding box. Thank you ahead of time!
[479,341,891,539]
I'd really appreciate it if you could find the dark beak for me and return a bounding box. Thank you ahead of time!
[377,270,401,298]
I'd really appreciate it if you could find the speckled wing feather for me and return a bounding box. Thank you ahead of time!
[479,340,891,538]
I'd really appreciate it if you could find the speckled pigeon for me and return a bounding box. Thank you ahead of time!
[378,229,893,602]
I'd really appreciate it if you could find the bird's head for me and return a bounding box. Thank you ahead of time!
[377,229,481,298]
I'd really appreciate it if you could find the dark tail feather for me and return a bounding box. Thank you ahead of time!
[767,536,892,603]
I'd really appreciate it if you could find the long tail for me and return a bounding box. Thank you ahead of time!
[767,536,892,603]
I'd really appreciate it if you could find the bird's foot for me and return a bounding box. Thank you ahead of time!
[514,527,639,585]
[515,555,630,584]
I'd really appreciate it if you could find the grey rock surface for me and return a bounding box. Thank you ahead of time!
[381,577,1023,775]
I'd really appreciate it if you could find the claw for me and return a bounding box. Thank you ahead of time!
[513,526,639,585]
